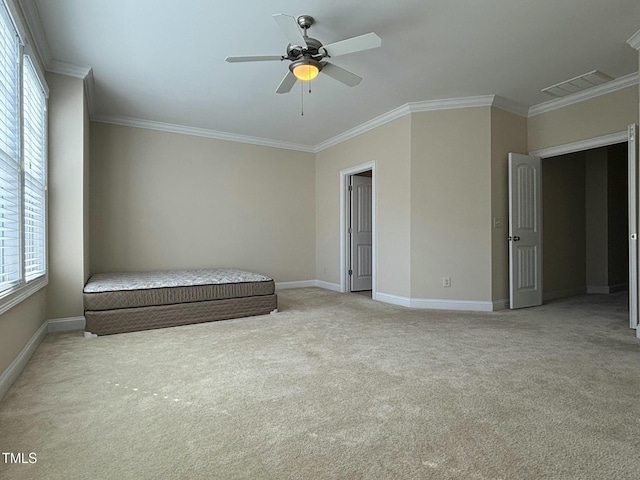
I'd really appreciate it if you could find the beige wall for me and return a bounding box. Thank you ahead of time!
[607,143,629,286]
[0,290,47,377]
[528,86,638,152]
[89,123,316,283]
[490,108,528,302]
[410,107,493,301]
[83,90,91,282]
[315,116,412,297]
[542,152,587,298]
[46,73,89,319]
[585,148,609,289]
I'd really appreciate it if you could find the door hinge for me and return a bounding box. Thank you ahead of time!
[348,185,353,191]
[348,269,353,276]
[348,227,352,234]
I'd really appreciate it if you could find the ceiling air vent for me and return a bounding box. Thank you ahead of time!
[542,70,613,97]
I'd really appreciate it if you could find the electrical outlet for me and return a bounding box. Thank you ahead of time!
[443,276,451,287]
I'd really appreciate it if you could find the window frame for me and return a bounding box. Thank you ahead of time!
[0,0,48,316]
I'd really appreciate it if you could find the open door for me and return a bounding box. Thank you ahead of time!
[350,174,372,291]
[628,124,639,333]
[508,153,543,309]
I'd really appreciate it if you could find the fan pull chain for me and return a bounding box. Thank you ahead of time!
[301,80,304,116]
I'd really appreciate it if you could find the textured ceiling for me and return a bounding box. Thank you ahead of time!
[26,0,640,148]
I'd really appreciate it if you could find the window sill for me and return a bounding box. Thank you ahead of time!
[0,275,48,317]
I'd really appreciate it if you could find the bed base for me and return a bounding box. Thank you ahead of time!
[84,294,277,336]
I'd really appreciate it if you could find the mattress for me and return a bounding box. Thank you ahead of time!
[83,268,275,311]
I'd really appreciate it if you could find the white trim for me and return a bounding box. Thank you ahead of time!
[47,316,85,332]
[0,276,47,317]
[0,319,47,401]
[315,105,410,152]
[315,95,525,152]
[491,96,530,117]
[374,292,498,312]
[375,292,411,308]
[587,286,611,295]
[407,95,495,113]
[627,29,640,51]
[409,298,496,312]
[14,0,52,67]
[340,162,377,298]
[45,59,91,79]
[315,280,342,292]
[83,68,96,117]
[528,73,639,117]
[92,115,316,153]
[275,280,317,290]
[529,131,628,158]
[587,284,628,295]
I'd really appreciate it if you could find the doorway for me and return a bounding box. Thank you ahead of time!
[340,162,376,298]
[541,143,629,305]
[349,170,373,295]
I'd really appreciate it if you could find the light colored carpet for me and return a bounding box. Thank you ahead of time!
[0,288,638,479]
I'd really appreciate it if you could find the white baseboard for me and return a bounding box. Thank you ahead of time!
[587,284,628,294]
[0,321,48,402]
[276,280,342,292]
[609,283,628,293]
[1,316,87,401]
[409,297,496,312]
[275,280,317,290]
[374,292,411,307]
[374,292,498,312]
[315,280,342,292]
[48,316,86,332]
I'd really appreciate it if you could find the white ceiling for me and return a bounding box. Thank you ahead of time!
[24,0,640,149]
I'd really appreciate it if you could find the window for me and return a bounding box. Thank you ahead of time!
[0,1,47,311]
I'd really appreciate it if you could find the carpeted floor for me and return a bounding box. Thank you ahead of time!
[0,288,638,479]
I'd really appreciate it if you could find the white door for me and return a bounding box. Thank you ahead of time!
[628,124,639,332]
[508,153,543,309]
[350,174,373,291]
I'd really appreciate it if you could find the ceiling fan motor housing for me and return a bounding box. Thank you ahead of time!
[286,36,323,60]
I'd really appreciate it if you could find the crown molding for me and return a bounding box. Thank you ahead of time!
[314,103,411,152]
[12,0,637,154]
[491,95,530,117]
[92,115,316,153]
[628,29,640,51]
[16,0,52,65]
[408,94,495,113]
[528,72,639,117]
[315,94,528,152]
[46,59,92,79]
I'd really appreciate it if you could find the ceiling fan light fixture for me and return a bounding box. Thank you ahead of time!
[291,59,321,81]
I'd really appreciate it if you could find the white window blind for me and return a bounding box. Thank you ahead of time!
[0,4,21,293]
[22,55,46,281]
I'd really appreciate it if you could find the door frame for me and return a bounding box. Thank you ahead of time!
[528,130,633,320]
[340,161,376,297]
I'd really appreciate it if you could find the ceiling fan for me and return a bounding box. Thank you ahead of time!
[225,14,381,94]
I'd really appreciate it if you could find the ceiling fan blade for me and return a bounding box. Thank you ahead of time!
[225,55,283,63]
[272,13,307,48]
[321,63,362,87]
[276,71,297,94]
[321,32,381,57]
